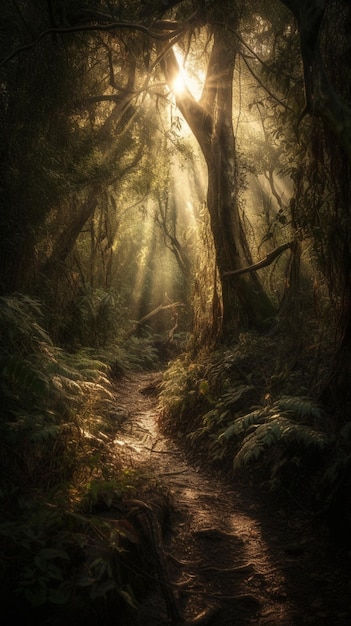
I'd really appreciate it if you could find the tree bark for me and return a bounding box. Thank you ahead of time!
[160,24,274,336]
[42,189,100,279]
[280,0,351,161]
[223,241,295,277]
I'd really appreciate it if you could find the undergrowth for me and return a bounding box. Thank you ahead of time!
[159,331,351,524]
[0,294,159,623]
[56,287,165,375]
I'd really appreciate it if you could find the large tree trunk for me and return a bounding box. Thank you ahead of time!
[280,0,351,160]
[161,24,274,336]
[280,0,351,405]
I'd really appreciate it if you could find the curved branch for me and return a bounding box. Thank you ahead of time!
[125,302,186,339]
[223,241,295,277]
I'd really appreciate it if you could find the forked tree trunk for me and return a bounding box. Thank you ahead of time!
[161,24,274,337]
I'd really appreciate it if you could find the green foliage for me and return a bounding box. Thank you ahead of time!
[218,396,327,471]
[0,294,144,619]
[187,380,328,479]
[63,289,125,348]
[161,332,332,496]
[159,356,209,434]
[0,500,138,619]
[62,290,164,373]
[198,383,329,491]
[0,294,117,490]
[0,293,52,354]
[124,335,163,371]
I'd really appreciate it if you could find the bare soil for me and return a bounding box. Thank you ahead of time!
[109,372,351,625]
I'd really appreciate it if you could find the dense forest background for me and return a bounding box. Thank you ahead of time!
[1,0,351,623]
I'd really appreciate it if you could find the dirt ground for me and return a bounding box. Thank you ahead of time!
[109,372,351,625]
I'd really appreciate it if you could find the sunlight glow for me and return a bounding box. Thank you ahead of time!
[172,46,205,101]
[132,212,154,309]
[173,69,186,95]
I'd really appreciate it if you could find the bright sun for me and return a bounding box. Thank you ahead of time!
[172,46,205,100]
[172,47,187,95]
[172,69,186,95]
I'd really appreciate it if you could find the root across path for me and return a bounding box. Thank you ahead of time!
[109,372,351,625]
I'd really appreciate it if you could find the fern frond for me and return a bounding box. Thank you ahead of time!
[233,431,265,470]
[202,406,228,427]
[219,408,263,441]
[274,396,323,420]
[29,424,61,442]
[0,357,50,398]
[233,415,328,471]
[0,295,51,354]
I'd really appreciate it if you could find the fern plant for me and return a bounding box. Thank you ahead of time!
[159,356,209,434]
[218,395,328,475]
[0,294,123,498]
[187,380,256,447]
[63,288,126,349]
[0,294,158,621]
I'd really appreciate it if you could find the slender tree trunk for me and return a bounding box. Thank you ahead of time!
[42,188,100,279]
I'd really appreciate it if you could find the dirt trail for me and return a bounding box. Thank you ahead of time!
[111,372,351,625]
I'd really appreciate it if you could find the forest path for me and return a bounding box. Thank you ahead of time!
[110,371,351,626]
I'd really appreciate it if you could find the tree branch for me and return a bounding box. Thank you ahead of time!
[241,55,294,113]
[0,21,183,67]
[223,241,295,277]
[125,302,186,339]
